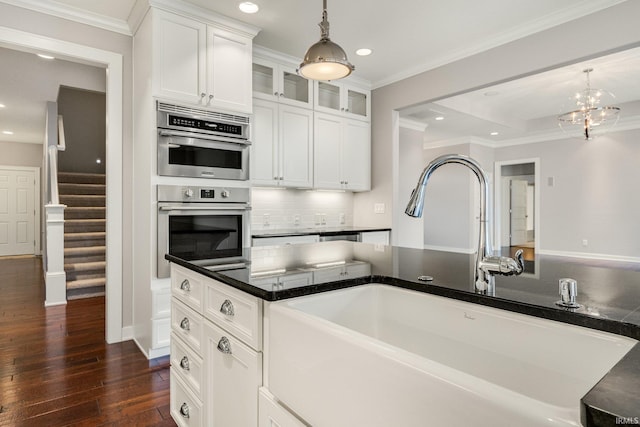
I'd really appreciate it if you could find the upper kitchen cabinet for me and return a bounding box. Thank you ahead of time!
[252,55,313,109]
[314,80,370,121]
[251,99,314,188]
[314,112,370,192]
[151,9,258,114]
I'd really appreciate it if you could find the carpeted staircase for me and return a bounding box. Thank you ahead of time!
[58,172,106,300]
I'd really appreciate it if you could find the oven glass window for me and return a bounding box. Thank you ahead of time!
[169,145,242,169]
[168,214,243,260]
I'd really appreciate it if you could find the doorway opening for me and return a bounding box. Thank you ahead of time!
[494,159,540,262]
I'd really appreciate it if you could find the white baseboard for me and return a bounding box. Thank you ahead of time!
[538,249,640,264]
[132,336,170,360]
[423,244,475,254]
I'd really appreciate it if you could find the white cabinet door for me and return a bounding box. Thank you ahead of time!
[279,105,313,188]
[313,113,342,190]
[207,27,253,113]
[342,119,371,191]
[204,320,262,427]
[253,58,312,109]
[252,101,312,188]
[153,11,206,104]
[314,81,370,121]
[313,113,371,192]
[251,99,279,185]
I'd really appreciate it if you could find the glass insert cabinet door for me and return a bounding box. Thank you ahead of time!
[252,59,312,107]
[315,81,369,119]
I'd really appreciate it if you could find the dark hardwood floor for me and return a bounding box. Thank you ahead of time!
[0,256,176,427]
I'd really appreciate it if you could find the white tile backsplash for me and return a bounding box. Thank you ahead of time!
[251,188,354,230]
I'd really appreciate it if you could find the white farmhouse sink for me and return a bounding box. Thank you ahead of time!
[268,284,636,427]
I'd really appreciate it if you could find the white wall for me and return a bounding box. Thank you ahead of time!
[251,189,354,231]
[358,1,640,252]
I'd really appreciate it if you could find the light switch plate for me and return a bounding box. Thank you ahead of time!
[374,203,385,214]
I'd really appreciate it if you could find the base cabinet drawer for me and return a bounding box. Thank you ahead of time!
[172,299,204,354]
[171,370,203,427]
[171,333,204,399]
[204,320,262,426]
[259,388,308,427]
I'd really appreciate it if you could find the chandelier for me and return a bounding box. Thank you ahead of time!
[557,68,620,140]
[298,0,354,81]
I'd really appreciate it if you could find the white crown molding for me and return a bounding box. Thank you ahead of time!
[399,118,428,132]
[372,0,627,89]
[148,0,260,38]
[0,0,132,35]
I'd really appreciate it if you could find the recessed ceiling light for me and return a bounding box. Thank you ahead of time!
[484,91,500,97]
[3,130,14,135]
[434,116,444,121]
[37,53,55,60]
[490,131,499,136]
[0,103,5,108]
[355,48,372,56]
[239,2,259,13]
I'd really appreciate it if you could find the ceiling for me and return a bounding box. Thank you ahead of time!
[0,0,633,144]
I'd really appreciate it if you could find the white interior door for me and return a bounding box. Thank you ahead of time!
[510,179,528,246]
[0,168,36,256]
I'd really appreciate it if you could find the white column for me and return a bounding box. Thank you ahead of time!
[45,204,67,307]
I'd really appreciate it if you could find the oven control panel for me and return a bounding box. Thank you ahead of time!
[158,185,249,204]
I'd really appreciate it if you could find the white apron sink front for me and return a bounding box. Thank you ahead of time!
[268,284,636,427]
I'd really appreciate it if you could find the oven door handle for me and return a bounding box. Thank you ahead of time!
[158,204,251,211]
[159,129,251,146]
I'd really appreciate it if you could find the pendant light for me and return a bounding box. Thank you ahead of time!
[298,0,354,81]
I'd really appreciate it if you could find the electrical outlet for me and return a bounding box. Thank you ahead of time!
[321,214,327,225]
[374,203,385,214]
[315,214,322,225]
[294,215,300,226]
[582,239,588,247]
[263,213,270,226]
[339,213,345,224]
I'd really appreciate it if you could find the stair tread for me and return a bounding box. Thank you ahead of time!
[64,245,106,255]
[64,261,106,270]
[67,277,106,289]
[65,232,106,239]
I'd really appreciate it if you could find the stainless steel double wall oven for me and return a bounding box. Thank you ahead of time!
[156,103,252,278]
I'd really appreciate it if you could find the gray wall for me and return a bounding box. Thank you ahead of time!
[0,2,134,328]
[58,87,106,174]
[494,129,640,258]
[357,1,640,256]
[397,126,426,249]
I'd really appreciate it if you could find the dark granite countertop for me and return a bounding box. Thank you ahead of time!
[166,241,640,426]
[251,226,391,238]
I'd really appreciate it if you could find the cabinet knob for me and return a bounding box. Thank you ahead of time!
[180,279,190,292]
[220,299,235,316]
[341,107,345,111]
[345,108,350,112]
[200,93,206,98]
[180,317,190,331]
[217,336,232,354]
[274,91,279,96]
[180,356,190,371]
[209,94,214,100]
[180,403,190,418]
[279,93,284,97]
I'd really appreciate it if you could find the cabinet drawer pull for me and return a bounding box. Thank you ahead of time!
[179,356,190,371]
[180,317,190,331]
[217,336,232,354]
[220,299,235,316]
[180,402,190,418]
[180,279,190,292]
